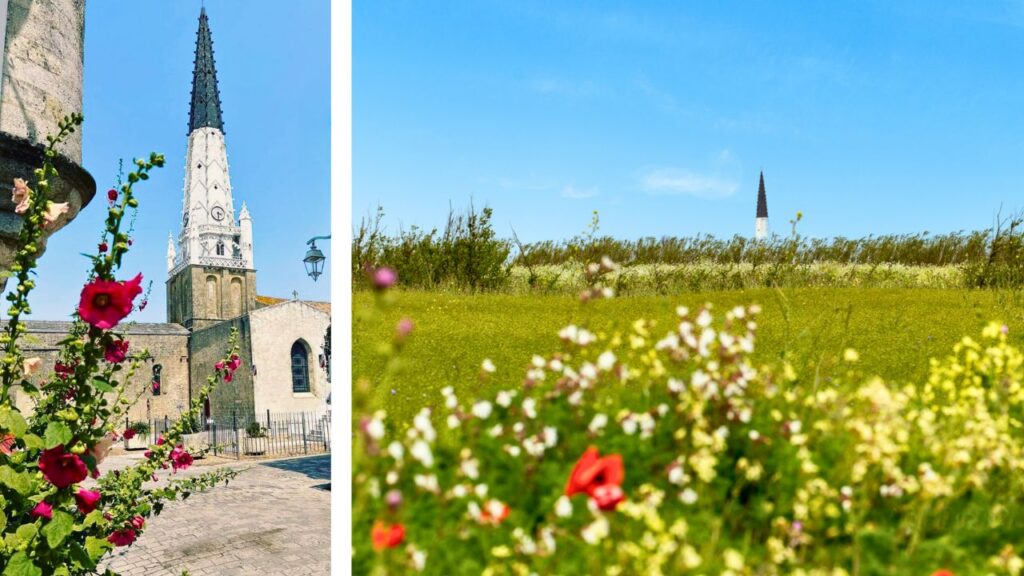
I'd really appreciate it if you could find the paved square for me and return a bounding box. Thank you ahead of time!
[98,452,331,575]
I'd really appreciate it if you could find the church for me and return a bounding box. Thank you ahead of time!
[18,8,331,429]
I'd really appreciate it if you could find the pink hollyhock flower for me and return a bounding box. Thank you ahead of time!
[104,339,130,364]
[215,360,225,371]
[38,445,88,488]
[396,317,414,339]
[156,437,165,446]
[107,528,136,547]
[77,273,143,330]
[75,489,101,514]
[30,501,52,520]
[228,354,242,372]
[42,202,69,230]
[130,515,145,530]
[22,357,42,376]
[170,445,193,472]
[11,179,30,214]
[372,267,397,290]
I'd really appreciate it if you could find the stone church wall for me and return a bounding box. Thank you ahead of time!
[249,301,330,415]
[18,322,190,428]
[189,315,255,425]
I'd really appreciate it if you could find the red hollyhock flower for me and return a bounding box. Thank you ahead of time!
[38,445,88,488]
[107,528,136,547]
[371,520,405,551]
[130,515,145,530]
[565,446,624,498]
[107,189,117,204]
[122,428,136,440]
[54,361,76,380]
[30,501,52,520]
[228,354,242,372]
[77,273,144,330]
[104,339,130,364]
[75,488,101,514]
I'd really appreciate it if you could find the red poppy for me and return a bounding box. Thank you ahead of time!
[565,446,624,498]
[930,572,955,576]
[104,339,130,364]
[77,273,143,330]
[75,488,101,514]
[38,445,88,489]
[371,520,405,551]
[107,528,136,547]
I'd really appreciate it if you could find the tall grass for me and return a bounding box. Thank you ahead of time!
[353,206,1024,290]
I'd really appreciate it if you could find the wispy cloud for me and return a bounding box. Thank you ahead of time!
[641,149,741,198]
[561,185,599,199]
[642,170,738,198]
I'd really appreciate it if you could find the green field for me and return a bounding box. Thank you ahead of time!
[354,288,1024,423]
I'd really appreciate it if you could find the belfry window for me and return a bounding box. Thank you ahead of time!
[215,240,225,256]
[291,341,310,393]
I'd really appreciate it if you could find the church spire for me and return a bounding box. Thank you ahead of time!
[189,7,224,134]
[756,171,768,218]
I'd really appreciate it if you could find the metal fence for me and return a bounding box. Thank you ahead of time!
[144,409,331,459]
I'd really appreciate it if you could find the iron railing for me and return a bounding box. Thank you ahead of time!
[139,409,331,459]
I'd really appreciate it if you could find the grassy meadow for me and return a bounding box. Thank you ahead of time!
[353,287,1024,423]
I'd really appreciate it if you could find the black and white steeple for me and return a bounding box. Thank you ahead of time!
[169,7,253,274]
[755,171,768,240]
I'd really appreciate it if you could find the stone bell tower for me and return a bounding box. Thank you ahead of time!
[166,7,256,330]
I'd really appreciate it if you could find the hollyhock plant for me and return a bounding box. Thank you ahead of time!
[0,116,242,575]
[372,266,397,290]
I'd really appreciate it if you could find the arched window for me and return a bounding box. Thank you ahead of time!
[215,240,225,256]
[291,341,310,393]
[206,276,219,317]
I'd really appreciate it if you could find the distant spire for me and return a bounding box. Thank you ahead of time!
[189,7,224,133]
[756,171,768,218]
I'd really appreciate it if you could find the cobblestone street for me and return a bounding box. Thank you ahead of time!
[99,453,331,575]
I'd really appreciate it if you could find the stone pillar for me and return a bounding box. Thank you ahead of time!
[0,0,96,275]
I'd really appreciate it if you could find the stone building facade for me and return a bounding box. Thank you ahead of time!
[19,7,330,429]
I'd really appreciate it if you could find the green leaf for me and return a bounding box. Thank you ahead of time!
[0,466,33,495]
[2,552,41,576]
[21,434,43,450]
[0,408,27,436]
[82,509,103,528]
[42,509,73,548]
[52,567,69,576]
[85,536,112,561]
[91,378,114,393]
[13,523,36,546]
[43,421,71,448]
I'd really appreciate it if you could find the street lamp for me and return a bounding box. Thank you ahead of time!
[304,235,331,281]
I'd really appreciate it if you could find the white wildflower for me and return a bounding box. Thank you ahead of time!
[496,390,514,407]
[555,495,573,518]
[387,441,404,461]
[581,517,610,545]
[472,401,493,420]
[597,351,616,371]
[522,398,537,419]
[481,358,496,373]
[447,414,460,429]
[680,488,698,505]
[410,439,434,468]
[542,426,558,448]
[365,417,385,441]
[589,413,608,433]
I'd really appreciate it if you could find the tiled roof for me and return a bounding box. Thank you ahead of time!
[13,320,189,336]
[255,295,331,315]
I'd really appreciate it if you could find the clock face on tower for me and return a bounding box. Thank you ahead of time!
[211,206,225,222]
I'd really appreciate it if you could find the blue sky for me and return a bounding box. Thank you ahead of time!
[12,1,330,321]
[354,1,1024,244]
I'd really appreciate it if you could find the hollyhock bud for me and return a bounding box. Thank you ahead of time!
[31,501,53,520]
